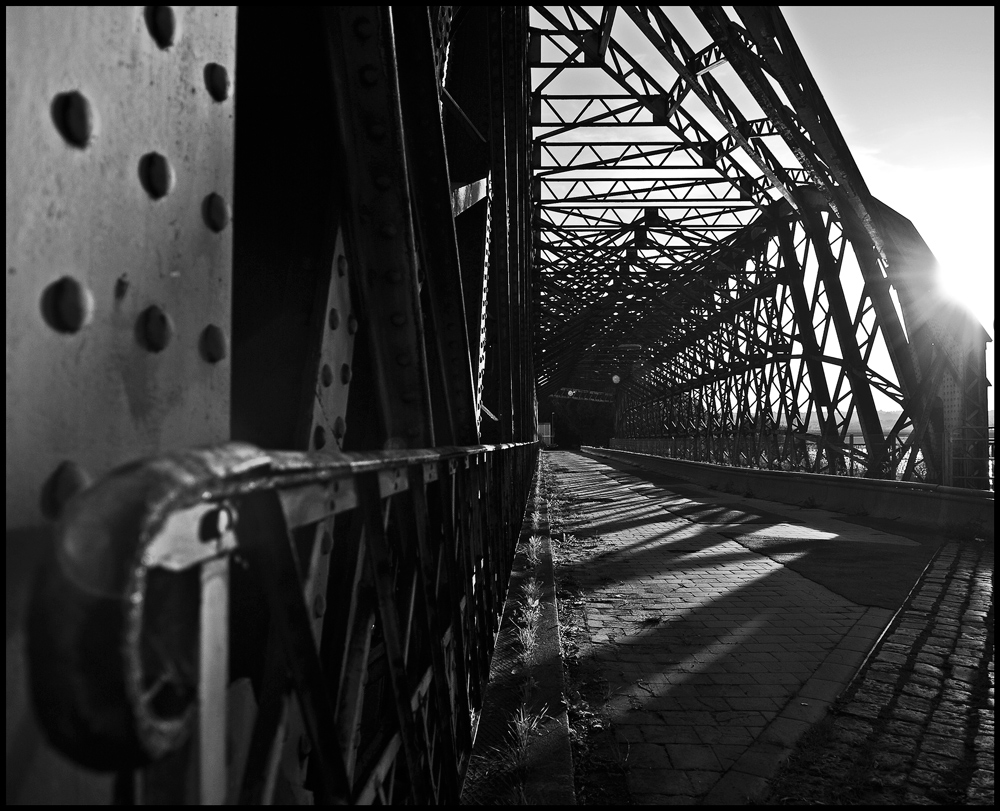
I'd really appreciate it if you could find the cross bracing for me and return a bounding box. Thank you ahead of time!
[531,6,990,484]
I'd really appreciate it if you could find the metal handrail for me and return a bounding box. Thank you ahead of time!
[28,440,539,803]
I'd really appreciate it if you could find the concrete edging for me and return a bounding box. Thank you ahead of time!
[585,446,994,541]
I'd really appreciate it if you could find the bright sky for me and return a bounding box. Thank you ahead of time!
[782,6,995,391]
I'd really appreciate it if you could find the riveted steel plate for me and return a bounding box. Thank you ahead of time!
[6,6,237,528]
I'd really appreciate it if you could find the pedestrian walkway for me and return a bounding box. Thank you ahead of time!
[541,450,964,804]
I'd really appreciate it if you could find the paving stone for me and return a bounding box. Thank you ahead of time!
[627,768,692,796]
[880,733,922,755]
[908,768,947,789]
[628,742,672,769]
[884,719,922,738]
[702,770,770,805]
[841,700,883,721]
[638,724,699,745]
[920,734,965,760]
[665,744,722,772]
[914,751,962,774]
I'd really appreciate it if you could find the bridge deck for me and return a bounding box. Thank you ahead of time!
[539,450,992,804]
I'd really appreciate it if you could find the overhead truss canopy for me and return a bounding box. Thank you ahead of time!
[530,5,990,485]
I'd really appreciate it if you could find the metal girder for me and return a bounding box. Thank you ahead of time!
[530,6,989,483]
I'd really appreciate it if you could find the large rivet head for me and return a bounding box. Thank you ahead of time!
[202,193,230,232]
[138,152,174,200]
[321,363,333,387]
[333,416,346,439]
[51,91,94,148]
[41,276,94,333]
[40,461,91,519]
[145,6,177,49]
[199,324,228,362]
[139,305,174,352]
[203,63,231,102]
[313,425,327,449]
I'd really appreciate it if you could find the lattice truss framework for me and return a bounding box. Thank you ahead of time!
[530,5,990,482]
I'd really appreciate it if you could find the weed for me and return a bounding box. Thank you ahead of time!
[514,616,538,661]
[510,703,549,770]
[523,576,543,606]
[526,535,544,567]
[802,495,819,508]
[744,488,756,499]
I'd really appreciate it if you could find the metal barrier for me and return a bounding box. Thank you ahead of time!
[28,441,538,804]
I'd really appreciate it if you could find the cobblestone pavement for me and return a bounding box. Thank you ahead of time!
[763,540,994,805]
[541,451,993,805]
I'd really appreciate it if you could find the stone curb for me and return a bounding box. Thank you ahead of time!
[462,458,576,805]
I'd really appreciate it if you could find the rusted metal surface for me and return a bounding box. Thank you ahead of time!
[27,441,538,803]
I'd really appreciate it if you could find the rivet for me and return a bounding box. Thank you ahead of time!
[51,91,93,148]
[354,16,374,39]
[203,63,230,102]
[321,531,333,554]
[40,461,91,519]
[139,305,174,352]
[380,224,398,239]
[138,152,174,200]
[202,193,230,232]
[333,416,347,439]
[199,324,228,362]
[360,65,379,86]
[328,308,340,330]
[390,312,405,326]
[341,363,352,384]
[145,6,177,49]
[314,425,327,449]
[397,353,411,367]
[41,276,94,334]
[375,175,391,190]
[313,594,326,618]
[199,506,232,541]
[337,256,348,277]
[367,123,387,140]
[319,363,333,387]
[347,314,358,334]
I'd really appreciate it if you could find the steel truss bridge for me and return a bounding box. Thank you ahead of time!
[6,5,991,805]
